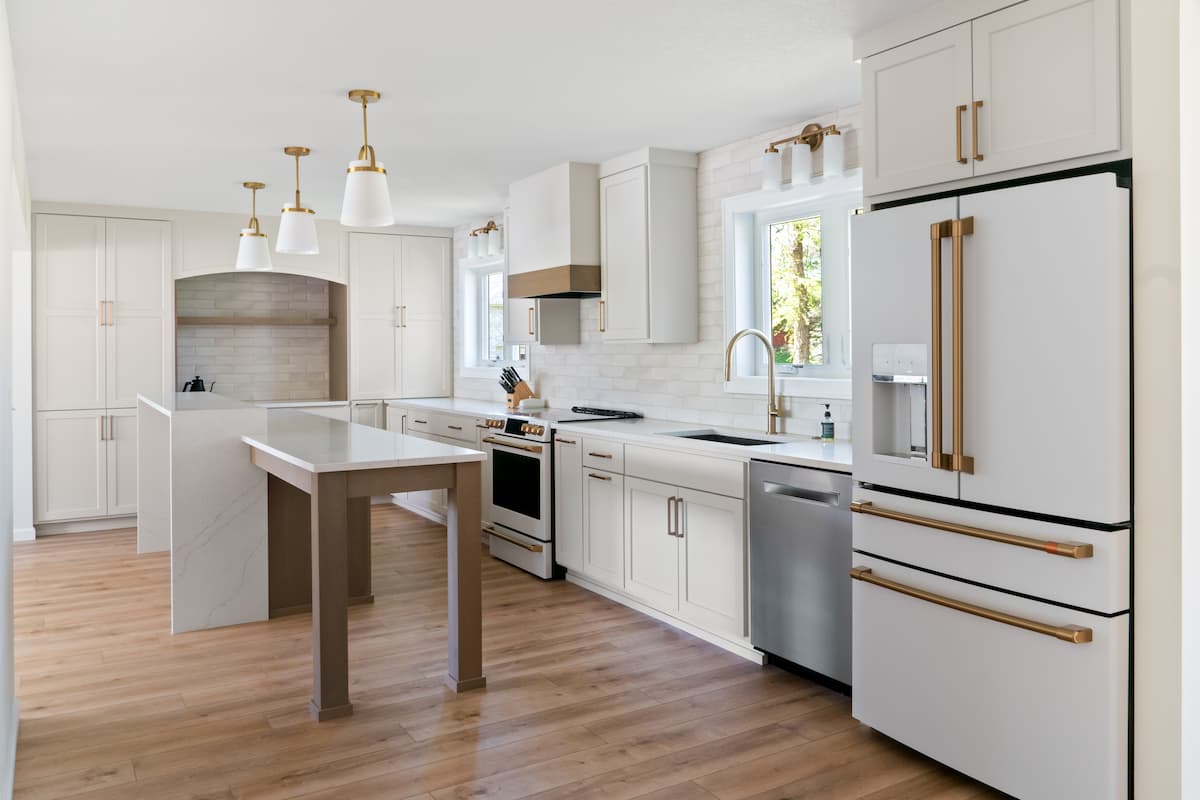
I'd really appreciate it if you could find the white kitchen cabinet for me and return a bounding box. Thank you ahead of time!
[106,409,139,516]
[971,0,1120,177]
[598,149,697,344]
[860,0,1121,197]
[677,488,746,638]
[624,477,679,608]
[351,400,384,428]
[399,418,450,521]
[105,218,169,409]
[35,410,107,522]
[861,25,974,196]
[582,469,624,589]
[349,232,451,400]
[553,434,583,572]
[505,298,580,346]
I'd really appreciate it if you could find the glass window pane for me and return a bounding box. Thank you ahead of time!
[768,215,822,367]
[483,270,505,363]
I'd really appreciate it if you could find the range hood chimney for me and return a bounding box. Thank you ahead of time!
[506,162,601,299]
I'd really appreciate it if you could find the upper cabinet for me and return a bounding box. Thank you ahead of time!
[174,210,346,283]
[861,0,1122,197]
[598,148,698,344]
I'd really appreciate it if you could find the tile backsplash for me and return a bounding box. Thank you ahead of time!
[175,272,330,402]
[453,108,860,438]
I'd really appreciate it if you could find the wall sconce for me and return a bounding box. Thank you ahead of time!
[761,122,845,190]
[468,220,501,258]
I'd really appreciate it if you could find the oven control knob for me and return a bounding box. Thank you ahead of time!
[520,423,532,433]
[533,426,545,435]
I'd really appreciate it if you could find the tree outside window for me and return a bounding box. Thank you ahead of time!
[768,215,822,367]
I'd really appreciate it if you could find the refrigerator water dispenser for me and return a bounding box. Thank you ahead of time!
[871,344,927,461]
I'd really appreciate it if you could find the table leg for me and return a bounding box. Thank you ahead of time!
[445,460,486,692]
[309,471,353,720]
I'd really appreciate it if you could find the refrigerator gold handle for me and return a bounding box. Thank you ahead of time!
[972,100,984,162]
[951,217,975,474]
[851,567,1093,644]
[850,501,1094,559]
[929,220,954,470]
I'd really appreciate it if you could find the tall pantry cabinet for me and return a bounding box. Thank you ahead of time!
[34,214,170,524]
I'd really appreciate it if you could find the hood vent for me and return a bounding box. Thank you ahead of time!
[507,264,601,299]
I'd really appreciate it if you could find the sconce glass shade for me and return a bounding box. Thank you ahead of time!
[487,226,502,256]
[276,204,319,255]
[236,229,272,271]
[761,149,782,191]
[468,234,480,259]
[341,160,393,227]
[822,131,845,178]
[790,143,812,187]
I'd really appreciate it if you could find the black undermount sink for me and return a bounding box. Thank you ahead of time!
[665,431,776,446]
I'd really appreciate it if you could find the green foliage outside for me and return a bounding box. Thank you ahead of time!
[769,215,822,366]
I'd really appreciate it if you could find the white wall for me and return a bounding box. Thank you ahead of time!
[454,107,860,437]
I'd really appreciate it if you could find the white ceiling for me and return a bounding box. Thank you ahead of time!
[8,0,927,228]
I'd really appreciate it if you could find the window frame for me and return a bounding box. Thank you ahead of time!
[721,172,862,401]
[459,254,522,378]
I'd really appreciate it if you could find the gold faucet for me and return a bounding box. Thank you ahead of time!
[723,328,782,435]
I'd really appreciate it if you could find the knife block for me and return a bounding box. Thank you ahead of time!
[506,381,536,411]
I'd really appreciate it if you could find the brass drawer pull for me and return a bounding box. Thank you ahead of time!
[527,307,536,336]
[850,501,1093,559]
[485,527,544,553]
[411,419,427,425]
[851,567,1092,644]
[598,299,606,332]
[971,100,984,161]
[587,452,613,459]
[955,104,968,164]
[554,438,577,445]
[587,472,612,482]
[447,425,463,431]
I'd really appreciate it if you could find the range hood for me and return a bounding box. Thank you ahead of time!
[506,162,601,299]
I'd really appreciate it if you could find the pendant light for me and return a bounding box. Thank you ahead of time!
[277,146,319,254]
[340,89,394,227]
[236,181,272,271]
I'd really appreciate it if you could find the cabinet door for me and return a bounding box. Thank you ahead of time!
[106,409,139,516]
[35,410,107,522]
[582,470,624,589]
[623,477,679,609]
[34,215,106,411]
[971,0,1120,176]
[959,175,1129,524]
[553,436,584,572]
[506,297,537,344]
[599,166,650,341]
[398,236,451,397]
[351,400,382,428]
[348,233,399,399]
[677,488,745,638]
[862,24,974,196]
[106,218,169,408]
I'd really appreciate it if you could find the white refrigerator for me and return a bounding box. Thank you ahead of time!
[849,173,1130,800]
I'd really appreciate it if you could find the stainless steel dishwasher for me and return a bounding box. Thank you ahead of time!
[749,460,853,685]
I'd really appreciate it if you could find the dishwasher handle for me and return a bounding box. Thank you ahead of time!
[761,481,842,508]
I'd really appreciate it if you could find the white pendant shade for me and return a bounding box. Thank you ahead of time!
[276,204,320,254]
[236,229,272,270]
[790,143,811,187]
[341,160,393,227]
[822,132,845,177]
[761,149,782,191]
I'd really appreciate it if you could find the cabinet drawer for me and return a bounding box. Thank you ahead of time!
[432,414,476,443]
[582,437,624,472]
[852,488,1129,613]
[852,554,1127,800]
[625,444,744,499]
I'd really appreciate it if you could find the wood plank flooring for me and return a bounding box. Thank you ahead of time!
[12,505,1005,799]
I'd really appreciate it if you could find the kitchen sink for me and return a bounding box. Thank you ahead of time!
[661,430,776,446]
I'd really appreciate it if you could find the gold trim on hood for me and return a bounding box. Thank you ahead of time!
[507,265,601,298]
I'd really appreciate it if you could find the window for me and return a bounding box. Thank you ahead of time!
[461,257,528,376]
[723,177,861,398]
[480,269,505,364]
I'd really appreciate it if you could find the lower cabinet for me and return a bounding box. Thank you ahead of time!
[625,478,679,608]
[36,409,137,523]
[351,400,384,428]
[553,435,584,572]
[582,469,624,589]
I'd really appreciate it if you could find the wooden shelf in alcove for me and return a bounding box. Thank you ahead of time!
[175,316,337,327]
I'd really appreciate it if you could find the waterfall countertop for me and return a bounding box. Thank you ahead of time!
[240,410,485,474]
[137,391,255,416]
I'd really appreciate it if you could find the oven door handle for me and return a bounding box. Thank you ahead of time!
[485,526,545,553]
[481,436,544,455]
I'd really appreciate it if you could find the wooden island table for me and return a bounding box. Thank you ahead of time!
[242,410,487,720]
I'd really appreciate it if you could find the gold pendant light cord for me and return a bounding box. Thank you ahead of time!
[249,186,259,234]
[294,154,302,210]
[358,97,377,167]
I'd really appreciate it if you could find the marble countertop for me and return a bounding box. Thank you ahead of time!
[241,410,485,474]
[138,392,256,416]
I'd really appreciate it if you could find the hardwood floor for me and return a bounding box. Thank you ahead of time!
[12,506,1004,799]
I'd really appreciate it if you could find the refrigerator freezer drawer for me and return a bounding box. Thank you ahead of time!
[852,554,1128,800]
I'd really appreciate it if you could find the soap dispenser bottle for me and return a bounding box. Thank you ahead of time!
[820,404,835,442]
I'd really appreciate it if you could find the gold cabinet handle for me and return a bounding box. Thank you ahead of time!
[109,415,115,440]
[106,301,114,326]
[667,496,677,537]
[598,299,606,332]
[447,425,463,431]
[411,419,427,425]
[99,415,105,441]
[98,300,106,327]
[950,217,974,474]
[587,451,613,459]
[554,437,577,445]
[674,496,683,538]
[972,100,984,161]
[851,567,1092,644]
[527,307,536,336]
[485,526,544,553]
[401,305,407,328]
[850,501,1093,558]
[587,472,612,481]
[929,220,953,470]
[955,104,968,164]
[482,436,544,454]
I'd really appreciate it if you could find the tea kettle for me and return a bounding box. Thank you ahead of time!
[182,376,209,392]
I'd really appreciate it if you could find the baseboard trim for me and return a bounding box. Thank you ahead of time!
[565,573,765,665]
[390,498,448,527]
[2,698,19,800]
[35,516,136,536]
[11,527,34,543]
